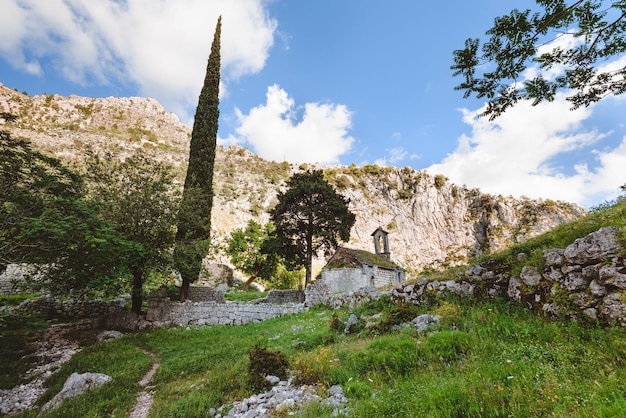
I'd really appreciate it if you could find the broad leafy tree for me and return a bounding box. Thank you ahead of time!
[0,129,130,296]
[83,151,180,313]
[175,16,222,300]
[226,220,282,289]
[270,170,356,286]
[452,0,626,119]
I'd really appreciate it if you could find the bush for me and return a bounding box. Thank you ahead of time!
[247,345,289,391]
[292,345,337,385]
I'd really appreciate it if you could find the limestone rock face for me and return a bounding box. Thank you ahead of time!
[0,83,584,273]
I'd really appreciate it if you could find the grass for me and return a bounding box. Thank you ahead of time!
[6,297,626,417]
[224,289,267,302]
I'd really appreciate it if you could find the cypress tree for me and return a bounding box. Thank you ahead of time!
[175,16,221,300]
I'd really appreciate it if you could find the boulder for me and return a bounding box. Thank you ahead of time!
[39,372,111,416]
[563,226,620,265]
[520,266,542,286]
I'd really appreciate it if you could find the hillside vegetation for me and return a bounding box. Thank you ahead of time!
[0,84,585,275]
[3,199,626,417]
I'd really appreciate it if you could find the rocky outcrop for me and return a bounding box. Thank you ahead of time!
[0,83,584,275]
[392,226,626,326]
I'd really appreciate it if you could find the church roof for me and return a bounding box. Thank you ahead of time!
[324,247,403,270]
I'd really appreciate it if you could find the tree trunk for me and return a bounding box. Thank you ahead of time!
[241,273,259,291]
[305,230,313,287]
[179,277,190,302]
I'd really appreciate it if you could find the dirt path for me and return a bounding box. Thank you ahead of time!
[128,350,160,418]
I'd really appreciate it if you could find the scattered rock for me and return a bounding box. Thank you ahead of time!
[39,372,112,416]
[97,330,123,342]
[412,314,440,333]
[213,377,348,418]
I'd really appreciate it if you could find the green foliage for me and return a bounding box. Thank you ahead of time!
[82,150,180,312]
[270,170,356,285]
[226,220,281,284]
[224,290,267,302]
[175,17,221,298]
[1,130,132,297]
[452,1,626,119]
[247,344,289,391]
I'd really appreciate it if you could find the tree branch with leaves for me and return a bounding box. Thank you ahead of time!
[452,0,626,119]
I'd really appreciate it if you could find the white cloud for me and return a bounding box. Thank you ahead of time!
[0,0,277,122]
[374,147,414,167]
[427,94,626,207]
[229,84,354,164]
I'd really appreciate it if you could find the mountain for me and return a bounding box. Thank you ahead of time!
[0,83,584,274]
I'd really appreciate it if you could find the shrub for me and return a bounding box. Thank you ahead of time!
[247,345,289,390]
[376,303,421,332]
[292,345,337,385]
[435,301,461,327]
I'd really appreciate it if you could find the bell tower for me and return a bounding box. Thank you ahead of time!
[371,227,390,259]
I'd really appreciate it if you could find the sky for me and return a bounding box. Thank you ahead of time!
[1,0,625,209]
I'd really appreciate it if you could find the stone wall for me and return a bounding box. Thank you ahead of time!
[15,296,126,320]
[391,226,626,326]
[320,268,366,294]
[265,289,305,304]
[145,298,306,327]
[186,286,226,303]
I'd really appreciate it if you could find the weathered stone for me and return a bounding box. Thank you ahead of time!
[563,226,620,265]
[571,292,596,309]
[507,276,521,302]
[543,267,563,282]
[562,264,582,275]
[344,314,359,335]
[601,293,626,326]
[412,314,440,333]
[96,330,123,342]
[589,279,608,297]
[583,307,598,321]
[598,265,626,289]
[465,264,483,278]
[520,266,542,286]
[543,249,564,267]
[582,264,602,281]
[39,372,111,416]
[560,272,590,291]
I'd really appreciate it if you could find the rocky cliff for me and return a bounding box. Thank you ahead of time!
[0,83,584,273]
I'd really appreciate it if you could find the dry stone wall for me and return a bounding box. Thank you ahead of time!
[145,298,306,327]
[391,226,626,326]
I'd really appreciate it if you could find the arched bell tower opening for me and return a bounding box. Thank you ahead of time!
[371,226,390,259]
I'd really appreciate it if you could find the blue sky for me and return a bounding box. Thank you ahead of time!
[1,0,625,208]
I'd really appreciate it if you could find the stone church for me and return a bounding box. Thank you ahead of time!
[319,227,406,293]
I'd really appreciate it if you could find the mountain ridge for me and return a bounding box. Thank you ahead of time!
[0,83,584,274]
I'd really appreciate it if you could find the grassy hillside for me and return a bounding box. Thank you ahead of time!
[3,199,626,417]
[11,299,626,417]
